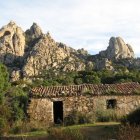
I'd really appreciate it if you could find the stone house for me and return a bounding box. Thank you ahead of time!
[27,82,140,126]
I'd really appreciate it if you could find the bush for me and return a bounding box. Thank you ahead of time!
[0,118,8,136]
[47,127,86,140]
[10,120,27,134]
[0,104,12,135]
[117,123,140,140]
[63,111,92,126]
[125,108,140,125]
[12,125,21,134]
[7,87,28,122]
[95,109,121,122]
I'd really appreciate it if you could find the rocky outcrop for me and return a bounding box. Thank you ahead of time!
[24,23,43,56]
[22,33,90,78]
[99,37,134,59]
[0,21,94,81]
[10,70,21,82]
[91,37,135,70]
[0,21,25,66]
[26,22,43,39]
[94,58,114,71]
[0,21,138,81]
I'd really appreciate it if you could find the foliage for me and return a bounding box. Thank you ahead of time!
[47,127,86,140]
[0,63,28,135]
[31,65,140,87]
[74,77,83,85]
[124,108,140,125]
[0,105,12,135]
[0,63,10,93]
[64,111,94,126]
[7,87,28,122]
[95,100,122,122]
[0,63,11,132]
[0,118,7,136]
[95,109,121,122]
[0,87,28,136]
[134,88,140,95]
[117,123,140,140]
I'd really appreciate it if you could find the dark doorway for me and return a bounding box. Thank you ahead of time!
[53,101,63,124]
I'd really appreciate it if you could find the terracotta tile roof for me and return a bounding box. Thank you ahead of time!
[30,82,140,98]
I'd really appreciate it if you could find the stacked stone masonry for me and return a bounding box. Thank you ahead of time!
[28,82,140,126]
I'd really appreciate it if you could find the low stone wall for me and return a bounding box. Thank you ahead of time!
[27,95,140,126]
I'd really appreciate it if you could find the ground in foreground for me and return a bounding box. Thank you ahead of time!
[0,122,121,140]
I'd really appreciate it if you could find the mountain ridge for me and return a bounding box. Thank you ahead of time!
[0,21,139,82]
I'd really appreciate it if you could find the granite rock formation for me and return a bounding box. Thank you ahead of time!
[0,21,139,81]
[99,37,134,59]
[0,21,93,81]
[91,37,135,70]
[0,21,25,65]
[22,33,90,78]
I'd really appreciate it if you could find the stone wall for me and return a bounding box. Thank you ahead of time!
[93,95,140,115]
[27,98,53,126]
[27,95,140,126]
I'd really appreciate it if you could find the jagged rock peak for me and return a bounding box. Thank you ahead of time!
[0,21,25,65]
[46,31,51,37]
[0,21,21,33]
[26,22,43,38]
[8,20,17,26]
[45,31,55,41]
[99,36,134,59]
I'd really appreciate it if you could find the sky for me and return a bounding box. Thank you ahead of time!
[0,0,140,56]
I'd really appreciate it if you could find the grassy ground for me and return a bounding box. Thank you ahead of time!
[1,122,120,140]
[80,122,119,140]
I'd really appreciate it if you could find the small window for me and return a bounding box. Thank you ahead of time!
[106,99,117,109]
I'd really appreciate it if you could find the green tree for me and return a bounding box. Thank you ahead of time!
[74,77,83,85]
[0,63,10,104]
[0,63,11,135]
[84,75,101,84]
[7,87,28,121]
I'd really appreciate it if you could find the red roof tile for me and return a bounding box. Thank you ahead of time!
[30,82,140,98]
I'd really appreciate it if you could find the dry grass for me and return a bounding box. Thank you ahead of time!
[117,123,140,140]
[4,122,140,140]
[47,127,86,140]
[80,122,119,140]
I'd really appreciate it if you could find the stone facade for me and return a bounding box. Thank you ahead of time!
[27,83,140,126]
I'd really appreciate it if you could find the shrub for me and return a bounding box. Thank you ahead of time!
[11,120,27,134]
[117,123,140,140]
[63,111,92,126]
[0,105,12,135]
[47,127,86,140]
[12,125,21,134]
[0,118,9,136]
[7,87,28,122]
[95,109,121,122]
[125,108,140,125]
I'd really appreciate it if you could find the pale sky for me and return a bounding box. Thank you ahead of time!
[1,0,140,56]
